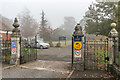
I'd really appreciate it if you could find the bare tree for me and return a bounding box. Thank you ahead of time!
[18,8,38,38]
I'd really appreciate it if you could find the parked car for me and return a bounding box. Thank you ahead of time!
[27,40,50,49]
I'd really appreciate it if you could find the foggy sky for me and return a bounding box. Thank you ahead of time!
[0,0,95,28]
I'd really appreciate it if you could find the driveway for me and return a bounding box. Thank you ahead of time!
[2,46,72,78]
[37,46,72,62]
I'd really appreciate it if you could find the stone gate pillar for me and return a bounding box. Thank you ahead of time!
[10,18,21,65]
[108,23,119,68]
[0,34,2,63]
[0,33,2,80]
[72,23,84,71]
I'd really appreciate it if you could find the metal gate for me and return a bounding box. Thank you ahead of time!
[20,37,37,64]
[84,38,109,71]
[1,40,11,64]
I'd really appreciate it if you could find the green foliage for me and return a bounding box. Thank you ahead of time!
[84,2,116,36]
[85,20,98,34]
[99,19,112,36]
[95,49,108,64]
[21,48,36,56]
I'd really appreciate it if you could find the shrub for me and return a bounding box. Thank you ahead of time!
[49,40,53,47]
[55,42,61,47]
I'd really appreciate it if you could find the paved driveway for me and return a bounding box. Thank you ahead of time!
[2,46,72,78]
[37,46,72,62]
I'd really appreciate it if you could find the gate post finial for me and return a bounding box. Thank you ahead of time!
[73,23,84,37]
[11,17,20,36]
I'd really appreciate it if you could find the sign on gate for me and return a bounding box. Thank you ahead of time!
[74,50,81,57]
[73,35,83,58]
[74,36,82,41]
[12,41,16,54]
[74,41,82,50]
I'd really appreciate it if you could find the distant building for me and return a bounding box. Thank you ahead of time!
[0,21,12,40]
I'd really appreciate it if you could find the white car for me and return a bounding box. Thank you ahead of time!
[27,40,50,49]
[36,40,50,49]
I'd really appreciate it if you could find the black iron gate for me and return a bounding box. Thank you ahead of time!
[20,36,37,64]
[2,40,11,64]
[84,38,109,71]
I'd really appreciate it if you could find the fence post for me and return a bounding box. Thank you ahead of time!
[10,18,21,65]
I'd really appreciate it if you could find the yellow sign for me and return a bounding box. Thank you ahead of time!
[74,41,82,50]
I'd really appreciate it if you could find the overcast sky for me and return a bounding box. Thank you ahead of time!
[0,0,96,28]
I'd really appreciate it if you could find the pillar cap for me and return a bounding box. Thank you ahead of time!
[108,23,118,38]
[13,17,19,28]
[110,23,116,28]
[11,17,21,36]
[73,23,84,36]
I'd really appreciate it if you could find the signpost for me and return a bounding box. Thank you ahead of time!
[59,36,66,46]
[12,41,16,54]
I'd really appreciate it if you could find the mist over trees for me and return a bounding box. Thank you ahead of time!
[18,9,39,38]
[60,17,76,34]
[39,13,76,41]
[52,16,77,41]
